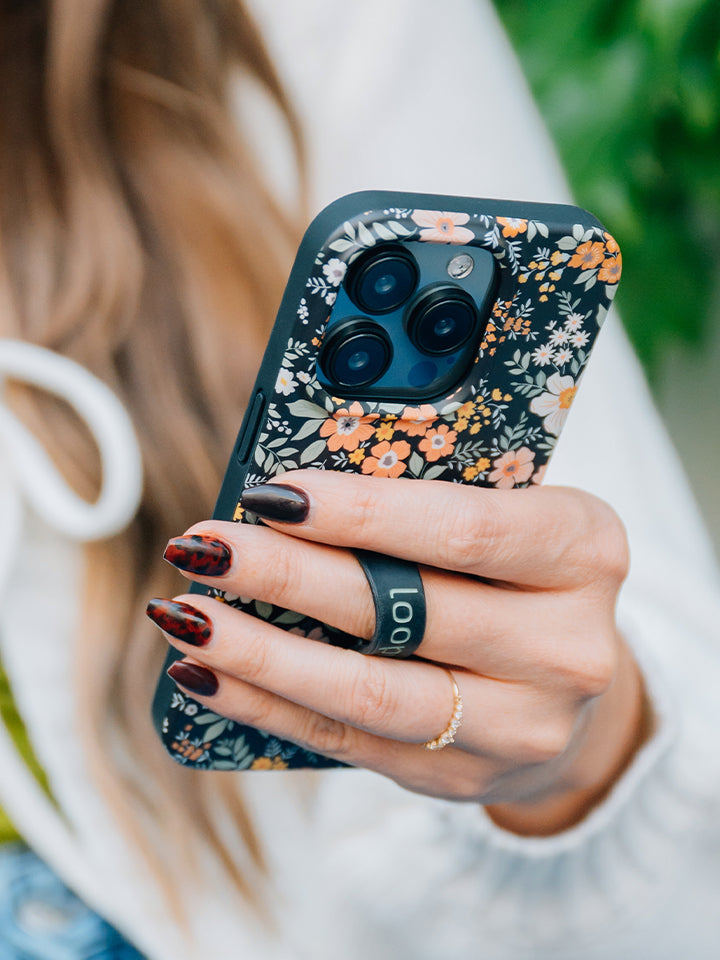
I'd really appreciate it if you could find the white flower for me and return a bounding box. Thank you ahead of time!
[532,343,556,366]
[297,298,309,320]
[570,330,590,347]
[275,369,297,395]
[322,258,347,286]
[297,371,311,384]
[554,348,572,365]
[564,312,584,332]
[530,372,577,436]
[324,291,337,306]
[549,327,569,346]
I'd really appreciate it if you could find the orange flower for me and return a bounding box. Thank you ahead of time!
[598,254,622,283]
[604,233,619,254]
[411,210,474,244]
[419,424,457,462]
[568,241,605,270]
[395,404,438,437]
[488,447,535,489]
[497,217,528,238]
[361,439,411,478]
[320,401,377,451]
[532,463,547,485]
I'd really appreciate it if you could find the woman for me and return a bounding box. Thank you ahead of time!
[1,1,719,958]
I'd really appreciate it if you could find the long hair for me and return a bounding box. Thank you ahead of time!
[0,0,304,914]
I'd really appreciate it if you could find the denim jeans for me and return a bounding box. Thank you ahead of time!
[0,844,145,959]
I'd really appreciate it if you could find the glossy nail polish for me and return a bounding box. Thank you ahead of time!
[164,534,232,576]
[167,661,218,697]
[241,483,309,524]
[146,598,212,647]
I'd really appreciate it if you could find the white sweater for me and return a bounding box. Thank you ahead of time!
[1,2,719,957]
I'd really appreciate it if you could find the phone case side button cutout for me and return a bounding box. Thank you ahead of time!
[236,391,266,464]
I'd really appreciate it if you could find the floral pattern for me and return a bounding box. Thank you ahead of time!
[158,197,620,770]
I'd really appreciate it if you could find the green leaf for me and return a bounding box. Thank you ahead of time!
[409,451,424,475]
[424,464,448,480]
[203,719,230,742]
[357,221,375,246]
[273,609,306,625]
[255,600,273,619]
[373,221,397,241]
[299,438,327,464]
[195,712,224,725]
[293,419,324,442]
[329,238,354,253]
[287,399,328,419]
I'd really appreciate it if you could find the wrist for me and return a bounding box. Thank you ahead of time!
[485,636,653,836]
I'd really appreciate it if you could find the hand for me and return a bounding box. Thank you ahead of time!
[151,469,649,835]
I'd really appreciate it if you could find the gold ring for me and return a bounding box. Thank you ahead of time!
[423,669,463,751]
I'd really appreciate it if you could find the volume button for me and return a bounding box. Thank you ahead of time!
[236,391,266,464]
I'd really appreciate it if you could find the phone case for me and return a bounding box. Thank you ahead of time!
[152,190,621,771]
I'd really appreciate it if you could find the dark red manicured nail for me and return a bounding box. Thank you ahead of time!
[146,598,213,647]
[167,661,218,697]
[241,483,309,524]
[164,534,232,576]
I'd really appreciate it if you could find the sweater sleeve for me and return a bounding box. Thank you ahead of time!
[247,1,720,954]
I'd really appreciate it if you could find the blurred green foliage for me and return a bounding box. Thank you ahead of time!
[495,0,720,373]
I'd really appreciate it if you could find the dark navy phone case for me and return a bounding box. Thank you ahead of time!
[152,190,621,771]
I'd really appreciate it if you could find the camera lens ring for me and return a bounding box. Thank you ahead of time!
[320,317,393,389]
[406,284,479,356]
[346,244,419,315]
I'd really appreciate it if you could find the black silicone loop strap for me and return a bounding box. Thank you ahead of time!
[351,550,426,658]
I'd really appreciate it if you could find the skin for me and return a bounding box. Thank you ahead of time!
[159,469,650,836]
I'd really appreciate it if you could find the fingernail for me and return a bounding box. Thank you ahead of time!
[241,483,309,524]
[146,598,213,647]
[167,661,218,697]
[164,534,232,576]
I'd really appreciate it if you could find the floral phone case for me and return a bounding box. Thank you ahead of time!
[152,190,621,771]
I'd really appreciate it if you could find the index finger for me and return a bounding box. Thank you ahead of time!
[240,470,625,589]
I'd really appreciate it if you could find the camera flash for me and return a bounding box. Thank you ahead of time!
[447,254,474,280]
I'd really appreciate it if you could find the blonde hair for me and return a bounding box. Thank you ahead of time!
[0,0,304,914]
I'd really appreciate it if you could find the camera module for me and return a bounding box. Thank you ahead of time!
[319,318,392,388]
[345,244,419,315]
[406,284,478,355]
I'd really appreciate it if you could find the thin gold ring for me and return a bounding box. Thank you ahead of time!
[422,669,463,751]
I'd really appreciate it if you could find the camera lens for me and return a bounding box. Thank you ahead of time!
[406,284,478,355]
[320,319,392,388]
[346,245,418,314]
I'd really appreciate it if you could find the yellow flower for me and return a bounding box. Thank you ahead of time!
[453,417,469,432]
[348,448,365,464]
[491,388,503,401]
[463,466,478,480]
[518,273,528,283]
[252,756,288,770]
[549,271,561,281]
[375,422,395,441]
[232,503,245,521]
[470,422,482,435]
[458,401,475,417]
[503,393,512,401]
[475,457,491,470]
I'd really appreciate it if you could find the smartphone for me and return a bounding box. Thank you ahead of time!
[152,190,621,771]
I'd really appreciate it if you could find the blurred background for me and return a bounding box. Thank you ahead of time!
[495,0,720,553]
